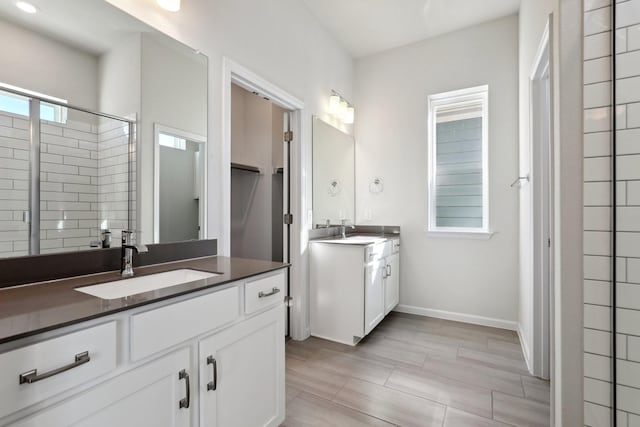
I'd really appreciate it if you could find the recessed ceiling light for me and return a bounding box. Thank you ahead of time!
[157,0,180,12]
[15,1,37,14]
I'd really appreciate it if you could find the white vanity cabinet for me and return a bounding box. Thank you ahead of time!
[2,269,286,427]
[310,237,400,345]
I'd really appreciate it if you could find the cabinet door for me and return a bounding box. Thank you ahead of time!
[200,305,285,427]
[384,253,400,315]
[12,348,191,427]
[364,260,385,335]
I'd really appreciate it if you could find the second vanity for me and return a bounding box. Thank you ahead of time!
[0,255,287,427]
[309,232,400,346]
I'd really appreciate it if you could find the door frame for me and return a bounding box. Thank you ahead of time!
[529,17,554,383]
[221,58,306,339]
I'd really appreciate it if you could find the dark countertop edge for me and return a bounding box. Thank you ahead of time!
[0,261,289,346]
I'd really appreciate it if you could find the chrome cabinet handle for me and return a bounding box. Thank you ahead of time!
[206,356,217,391]
[178,369,190,409]
[19,351,90,385]
[258,287,280,298]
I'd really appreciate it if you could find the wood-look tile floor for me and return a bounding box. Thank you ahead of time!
[281,312,550,427]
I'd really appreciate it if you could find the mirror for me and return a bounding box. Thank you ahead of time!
[0,0,207,259]
[312,117,355,227]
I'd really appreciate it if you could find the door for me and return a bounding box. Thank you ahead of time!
[384,252,400,315]
[200,306,285,427]
[364,259,385,335]
[12,348,191,427]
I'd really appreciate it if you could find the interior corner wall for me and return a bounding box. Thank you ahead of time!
[517,0,555,374]
[354,15,519,326]
[0,17,99,110]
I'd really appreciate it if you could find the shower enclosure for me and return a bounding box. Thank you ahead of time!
[0,86,135,258]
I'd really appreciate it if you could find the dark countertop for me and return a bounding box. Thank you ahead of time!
[0,256,288,345]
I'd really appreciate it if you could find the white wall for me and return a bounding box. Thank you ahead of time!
[98,33,141,119]
[0,17,99,110]
[517,0,555,376]
[106,0,354,339]
[354,15,519,326]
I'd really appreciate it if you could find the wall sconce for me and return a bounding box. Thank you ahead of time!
[328,91,355,125]
[157,0,181,12]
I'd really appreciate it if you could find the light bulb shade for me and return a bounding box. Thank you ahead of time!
[328,95,341,115]
[338,101,348,119]
[157,0,180,12]
[15,1,37,13]
[344,107,355,124]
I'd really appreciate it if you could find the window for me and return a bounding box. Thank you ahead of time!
[427,85,489,236]
[158,133,187,150]
[0,83,68,123]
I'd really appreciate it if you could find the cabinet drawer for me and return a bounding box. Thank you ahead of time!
[0,322,117,419]
[245,271,285,315]
[131,286,239,361]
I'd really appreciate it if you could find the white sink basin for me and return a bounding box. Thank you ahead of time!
[76,269,221,300]
[319,235,387,245]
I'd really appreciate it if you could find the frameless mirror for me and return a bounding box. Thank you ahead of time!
[0,0,207,258]
[312,117,355,227]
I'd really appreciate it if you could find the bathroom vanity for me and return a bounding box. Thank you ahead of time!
[0,256,287,427]
[309,233,400,345]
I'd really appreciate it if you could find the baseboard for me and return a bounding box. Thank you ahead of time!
[517,324,534,374]
[394,304,518,331]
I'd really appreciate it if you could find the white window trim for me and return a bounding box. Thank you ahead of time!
[427,85,490,237]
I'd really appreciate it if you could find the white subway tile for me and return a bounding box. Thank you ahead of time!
[62,211,98,220]
[40,123,63,136]
[40,182,63,192]
[619,333,628,360]
[586,329,612,356]
[619,411,630,427]
[47,144,92,159]
[41,191,78,202]
[63,156,97,168]
[586,6,612,35]
[63,236,93,248]
[0,125,28,141]
[46,201,90,211]
[585,280,612,305]
[628,181,640,205]
[617,129,640,155]
[618,49,640,79]
[46,173,91,185]
[618,28,629,54]
[0,157,28,171]
[618,104,628,130]
[618,76,640,104]
[63,128,97,143]
[62,183,97,194]
[585,377,612,406]
[618,308,640,335]
[585,206,612,230]
[617,0,640,28]
[13,149,28,161]
[618,155,640,180]
[629,258,640,283]
[617,283,640,309]
[584,57,611,84]
[618,232,640,257]
[585,254,611,280]
[40,220,78,230]
[618,385,640,414]
[585,157,612,181]
[630,413,640,427]
[585,132,612,157]
[41,133,78,148]
[629,336,640,362]
[585,82,613,108]
[40,162,78,175]
[629,24,640,51]
[585,107,612,132]
[0,136,28,150]
[46,228,91,239]
[619,257,628,282]
[585,303,612,330]
[40,211,64,220]
[585,32,613,60]
[0,230,28,242]
[79,193,98,202]
[0,189,28,200]
[618,207,640,231]
[585,353,613,381]
[78,167,98,177]
[40,239,63,250]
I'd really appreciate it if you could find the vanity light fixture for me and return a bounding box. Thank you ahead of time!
[328,91,355,125]
[15,1,37,14]
[157,0,180,12]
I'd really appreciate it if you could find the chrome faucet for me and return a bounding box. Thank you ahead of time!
[340,219,355,239]
[121,230,148,277]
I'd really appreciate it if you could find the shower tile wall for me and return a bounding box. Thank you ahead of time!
[0,110,131,258]
[584,0,640,425]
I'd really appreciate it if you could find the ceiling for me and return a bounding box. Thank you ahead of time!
[0,0,151,55]
[302,0,521,58]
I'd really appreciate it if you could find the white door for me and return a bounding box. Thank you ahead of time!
[384,253,400,315]
[364,260,385,335]
[12,348,191,427]
[200,306,285,427]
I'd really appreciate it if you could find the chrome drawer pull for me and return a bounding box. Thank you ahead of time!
[206,356,217,391]
[19,351,90,385]
[178,369,190,409]
[258,287,280,298]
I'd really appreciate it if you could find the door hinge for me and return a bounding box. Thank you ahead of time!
[548,238,551,248]
[284,130,293,142]
[284,295,293,307]
[283,213,293,225]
